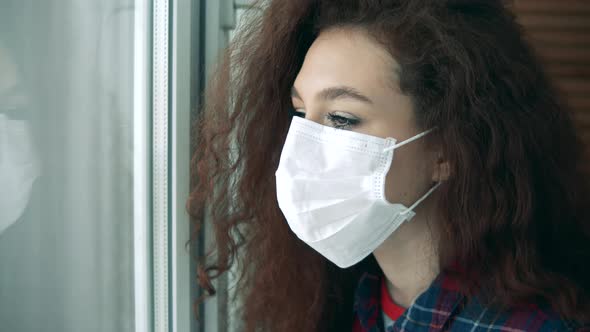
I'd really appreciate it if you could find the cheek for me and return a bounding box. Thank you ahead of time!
[383,146,433,206]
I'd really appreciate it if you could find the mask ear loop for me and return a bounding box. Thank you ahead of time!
[382,128,435,153]
[400,182,442,215]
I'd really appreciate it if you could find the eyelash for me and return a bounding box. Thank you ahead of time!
[326,113,360,130]
[288,107,361,130]
[289,107,305,118]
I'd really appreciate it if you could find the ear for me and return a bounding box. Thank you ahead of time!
[431,152,450,182]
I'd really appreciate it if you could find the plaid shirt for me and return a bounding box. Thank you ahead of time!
[352,271,589,332]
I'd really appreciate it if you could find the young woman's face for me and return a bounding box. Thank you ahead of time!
[291,27,438,208]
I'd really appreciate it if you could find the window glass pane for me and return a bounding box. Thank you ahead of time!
[0,1,135,331]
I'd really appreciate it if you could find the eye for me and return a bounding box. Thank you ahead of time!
[326,112,361,130]
[288,107,305,118]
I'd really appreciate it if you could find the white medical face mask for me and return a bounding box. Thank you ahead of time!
[0,47,40,235]
[0,114,40,235]
[275,116,439,268]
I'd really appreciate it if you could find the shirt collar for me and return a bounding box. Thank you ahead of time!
[353,272,385,331]
[353,270,465,332]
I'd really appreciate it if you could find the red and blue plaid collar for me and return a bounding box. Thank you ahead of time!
[353,271,465,332]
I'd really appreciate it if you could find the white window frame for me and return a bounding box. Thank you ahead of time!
[133,0,193,331]
[133,0,153,331]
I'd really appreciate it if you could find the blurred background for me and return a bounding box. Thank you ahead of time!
[0,1,587,332]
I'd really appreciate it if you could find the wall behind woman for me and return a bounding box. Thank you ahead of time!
[513,0,590,160]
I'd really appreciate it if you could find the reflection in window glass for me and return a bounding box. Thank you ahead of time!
[0,1,135,331]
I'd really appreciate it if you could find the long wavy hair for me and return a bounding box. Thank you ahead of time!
[186,0,590,330]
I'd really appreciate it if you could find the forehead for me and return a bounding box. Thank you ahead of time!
[294,27,400,94]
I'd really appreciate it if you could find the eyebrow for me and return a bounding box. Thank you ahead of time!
[291,85,373,104]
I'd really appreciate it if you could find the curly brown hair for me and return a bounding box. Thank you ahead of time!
[186,0,590,330]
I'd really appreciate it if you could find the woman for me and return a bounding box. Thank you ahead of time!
[187,0,590,331]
